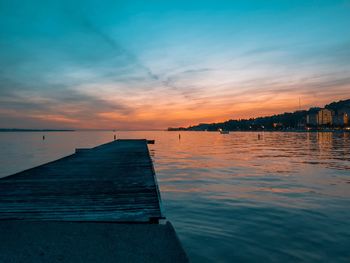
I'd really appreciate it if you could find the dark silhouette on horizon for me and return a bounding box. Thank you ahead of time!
[168,99,350,131]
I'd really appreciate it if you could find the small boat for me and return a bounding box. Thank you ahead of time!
[218,128,229,134]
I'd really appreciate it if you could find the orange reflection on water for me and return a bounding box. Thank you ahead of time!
[148,131,350,208]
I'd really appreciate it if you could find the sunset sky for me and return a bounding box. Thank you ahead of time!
[1,0,350,129]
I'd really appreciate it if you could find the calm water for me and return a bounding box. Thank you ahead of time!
[0,131,350,262]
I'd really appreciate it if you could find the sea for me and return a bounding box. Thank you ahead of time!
[0,131,349,262]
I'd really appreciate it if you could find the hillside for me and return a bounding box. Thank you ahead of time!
[169,99,350,131]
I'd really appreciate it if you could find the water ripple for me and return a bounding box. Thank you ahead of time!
[0,131,349,262]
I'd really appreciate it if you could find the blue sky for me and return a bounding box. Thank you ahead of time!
[0,0,350,129]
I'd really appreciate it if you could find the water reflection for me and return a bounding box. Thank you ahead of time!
[151,131,350,262]
[0,131,349,262]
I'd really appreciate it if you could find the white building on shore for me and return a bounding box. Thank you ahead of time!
[307,108,333,126]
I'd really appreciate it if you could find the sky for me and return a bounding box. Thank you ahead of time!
[0,0,350,130]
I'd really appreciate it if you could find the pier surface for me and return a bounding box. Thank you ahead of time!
[0,139,188,262]
[0,139,162,221]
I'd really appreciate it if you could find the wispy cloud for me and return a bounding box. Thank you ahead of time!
[0,0,350,129]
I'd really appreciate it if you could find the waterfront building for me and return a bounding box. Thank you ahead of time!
[338,108,350,117]
[306,112,318,126]
[333,113,349,126]
[317,109,333,125]
[307,108,333,126]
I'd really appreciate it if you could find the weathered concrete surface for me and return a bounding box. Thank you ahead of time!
[0,139,163,222]
[0,221,188,263]
[0,139,188,262]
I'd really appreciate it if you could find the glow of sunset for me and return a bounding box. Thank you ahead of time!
[1,0,350,130]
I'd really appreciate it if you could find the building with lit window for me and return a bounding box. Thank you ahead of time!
[307,108,333,126]
[317,109,332,125]
[333,112,349,126]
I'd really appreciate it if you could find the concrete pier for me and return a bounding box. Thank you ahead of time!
[0,139,188,262]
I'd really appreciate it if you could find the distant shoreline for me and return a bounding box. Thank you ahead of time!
[168,98,350,132]
[168,129,350,133]
[0,129,75,132]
